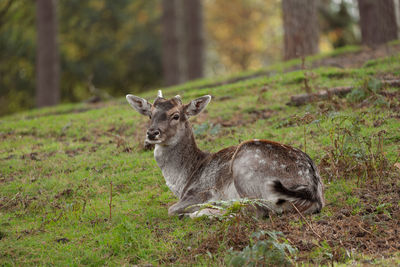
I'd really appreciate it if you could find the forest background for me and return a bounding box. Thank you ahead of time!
[0,0,364,116]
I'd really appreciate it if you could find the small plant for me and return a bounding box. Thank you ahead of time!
[347,77,388,107]
[294,112,316,153]
[319,113,393,184]
[309,240,333,264]
[375,203,392,219]
[301,56,317,94]
[228,230,297,267]
[310,240,353,265]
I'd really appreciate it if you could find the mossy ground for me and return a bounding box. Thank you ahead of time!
[1,44,400,266]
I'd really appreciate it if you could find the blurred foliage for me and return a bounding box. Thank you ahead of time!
[319,0,360,49]
[205,0,282,75]
[0,0,161,116]
[0,0,361,116]
[204,0,360,75]
[0,0,36,116]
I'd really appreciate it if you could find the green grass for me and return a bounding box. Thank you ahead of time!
[1,47,400,266]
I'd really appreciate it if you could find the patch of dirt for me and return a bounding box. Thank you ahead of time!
[55,237,70,243]
[55,189,74,199]
[168,178,400,265]
[0,193,38,211]
[64,147,85,157]
[256,180,400,264]
[0,176,15,184]
[0,131,16,140]
[20,152,40,161]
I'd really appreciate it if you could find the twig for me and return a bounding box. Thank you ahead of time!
[82,198,87,215]
[303,125,307,153]
[269,213,275,228]
[290,202,322,240]
[301,56,312,94]
[1,192,20,209]
[358,224,396,251]
[109,181,113,221]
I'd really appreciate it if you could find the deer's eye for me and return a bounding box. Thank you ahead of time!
[172,114,180,120]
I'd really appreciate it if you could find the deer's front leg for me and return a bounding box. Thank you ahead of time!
[168,200,200,216]
[168,190,211,216]
[169,198,224,218]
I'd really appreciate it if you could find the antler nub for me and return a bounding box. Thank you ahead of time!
[174,95,182,104]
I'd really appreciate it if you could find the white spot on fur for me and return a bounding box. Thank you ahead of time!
[280,164,286,169]
[298,170,303,176]
[154,144,162,159]
[296,185,307,190]
[259,159,266,165]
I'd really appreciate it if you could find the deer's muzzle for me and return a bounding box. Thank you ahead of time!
[147,128,161,141]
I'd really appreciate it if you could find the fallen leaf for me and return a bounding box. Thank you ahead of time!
[394,163,400,170]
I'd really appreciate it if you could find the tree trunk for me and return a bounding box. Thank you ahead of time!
[161,0,180,86]
[36,0,60,107]
[358,0,398,46]
[282,0,319,60]
[397,0,400,39]
[183,0,204,81]
[161,0,204,86]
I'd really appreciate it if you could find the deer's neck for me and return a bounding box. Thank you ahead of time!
[154,124,208,198]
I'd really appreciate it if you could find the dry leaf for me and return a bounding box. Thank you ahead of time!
[394,163,400,170]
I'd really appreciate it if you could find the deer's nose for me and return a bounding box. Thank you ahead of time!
[147,128,161,140]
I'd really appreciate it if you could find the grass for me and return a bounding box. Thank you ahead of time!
[1,45,400,266]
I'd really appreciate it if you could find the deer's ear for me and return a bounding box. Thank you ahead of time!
[126,95,152,116]
[184,95,211,117]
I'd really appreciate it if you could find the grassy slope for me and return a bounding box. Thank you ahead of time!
[1,46,400,266]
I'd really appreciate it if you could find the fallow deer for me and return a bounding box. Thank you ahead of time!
[126,91,324,218]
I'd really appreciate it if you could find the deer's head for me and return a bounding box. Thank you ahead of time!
[126,90,211,146]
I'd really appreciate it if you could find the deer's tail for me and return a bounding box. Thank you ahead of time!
[273,180,324,214]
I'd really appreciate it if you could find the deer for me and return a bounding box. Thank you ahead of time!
[126,90,325,218]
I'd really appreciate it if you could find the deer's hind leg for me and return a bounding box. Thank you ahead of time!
[230,148,284,214]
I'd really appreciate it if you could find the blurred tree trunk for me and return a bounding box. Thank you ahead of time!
[162,0,204,86]
[161,0,180,86]
[358,0,398,46]
[36,0,60,107]
[282,0,319,60]
[183,0,204,81]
